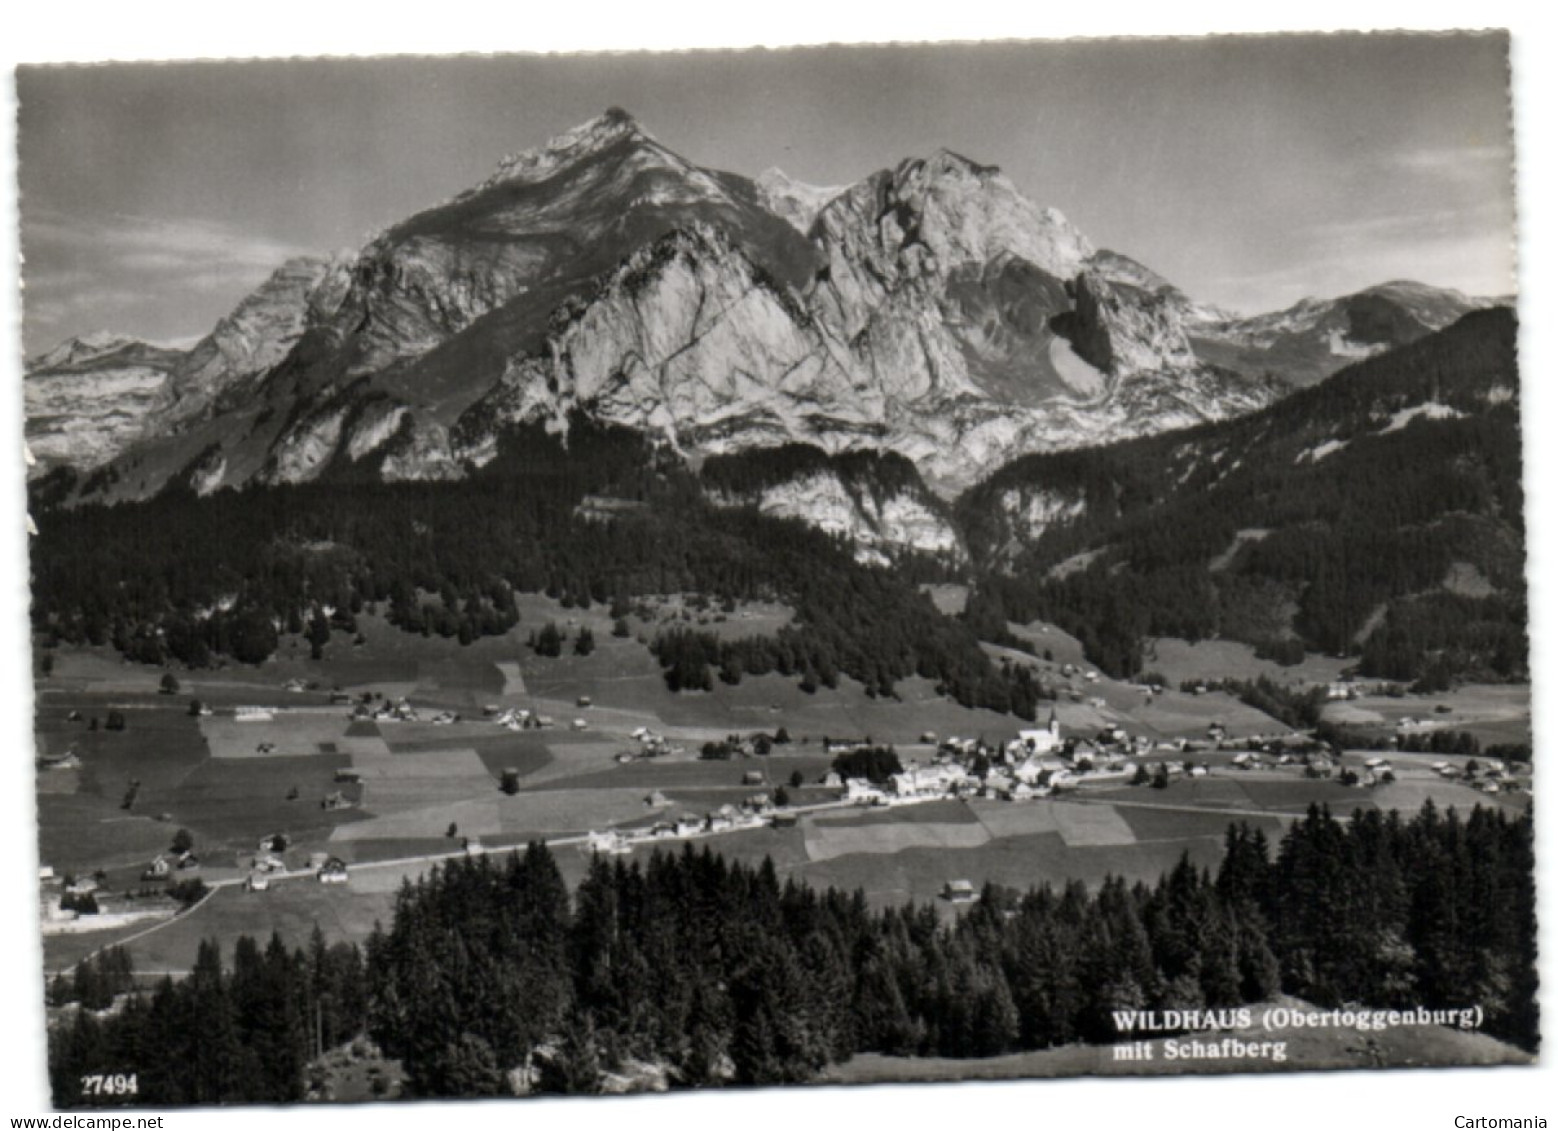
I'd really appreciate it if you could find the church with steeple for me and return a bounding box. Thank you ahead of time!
[1013,708,1063,757]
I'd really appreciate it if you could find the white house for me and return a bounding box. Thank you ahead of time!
[888,764,956,798]
[846,778,886,805]
[584,830,632,856]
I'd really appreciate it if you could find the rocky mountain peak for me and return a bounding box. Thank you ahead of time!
[753,167,847,234]
[889,151,1095,281]
[33,109,1317,510]
[27,331,150,373]
[480,106,652,189]
[168,253,355,420]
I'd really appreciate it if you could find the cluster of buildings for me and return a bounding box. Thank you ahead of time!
[38,867,180,934]
[620,726,684,760]
[140,851,201,880]
[842,712,1138,807]
[244,847,349,892]
[351,698,422,724]
[1434,757,1524,794]
[583,791,783,855]
[484,705,557,730]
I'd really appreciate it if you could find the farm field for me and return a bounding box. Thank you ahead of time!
[1322,683,1531,747]
[32,614,1533,990]
[1144,636,1351,688]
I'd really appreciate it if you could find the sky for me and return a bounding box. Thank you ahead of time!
[14,32,1516,355]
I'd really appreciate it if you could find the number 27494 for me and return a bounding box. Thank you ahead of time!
[80,1073,139,1097]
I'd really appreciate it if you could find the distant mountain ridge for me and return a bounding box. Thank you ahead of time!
[25,109,1505,539]
[956,307,1525,682]
[1189,280,1500,388]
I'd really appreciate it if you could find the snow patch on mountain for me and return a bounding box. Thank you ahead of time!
[1296,438,1350,464]
[755,168,849,234]
[1379,402,1465,434]
[996,486,1087,542]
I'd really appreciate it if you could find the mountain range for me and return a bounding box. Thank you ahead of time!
[25,107,1499,521]
[957,306,1524,680]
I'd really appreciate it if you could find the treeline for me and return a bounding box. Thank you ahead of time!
[46,947,135,1011]
[830,746,904,783]
[958,310,1527,682]
[1184,676,1328,731]
[32,418,1021,712]
[354,800,1543,1093]
[46,801,1537,1105]
[48,927,367,1107]
[646,614,1049,716]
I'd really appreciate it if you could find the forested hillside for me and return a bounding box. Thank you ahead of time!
[958,309,1524,681]
[30,418,1024,712]
[47,801,1536,1104]
[31,310,1525,693]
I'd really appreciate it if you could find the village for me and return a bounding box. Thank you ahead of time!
[37,673,1531,935]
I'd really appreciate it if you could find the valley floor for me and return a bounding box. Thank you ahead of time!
[33,604,1531,981]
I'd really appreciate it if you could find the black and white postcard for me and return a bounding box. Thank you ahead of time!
[5,18,1547,1124]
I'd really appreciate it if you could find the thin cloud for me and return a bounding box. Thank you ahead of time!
[19,207,314,353]
[1387,143,1512,176]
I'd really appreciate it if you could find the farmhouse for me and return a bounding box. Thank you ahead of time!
[823,737,871,754]
[943,879,979,904]
[890,763,966,798]
[845,779,887,806]
[1012,753,1064,786]
[584,830,632,856]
